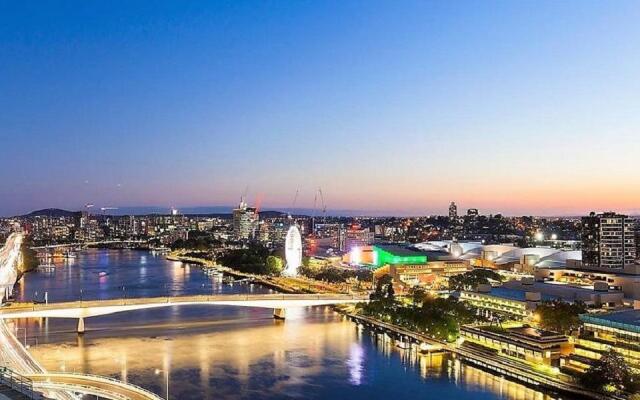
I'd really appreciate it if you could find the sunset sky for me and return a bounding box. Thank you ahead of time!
[1,1,639,216]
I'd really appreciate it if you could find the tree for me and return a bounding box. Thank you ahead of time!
[20,238,39,273]
[580,349,639,394]
[535,300,586,334]
[371,275,394,301]
[219,244,270,274]
[448,269,503,291]
[265,255,284,275]
[409,286,427,306]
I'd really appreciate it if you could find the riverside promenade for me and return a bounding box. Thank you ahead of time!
[348,313,622,400]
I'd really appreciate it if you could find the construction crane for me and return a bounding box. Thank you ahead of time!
[311,188,327,234]
[288,189,299,220]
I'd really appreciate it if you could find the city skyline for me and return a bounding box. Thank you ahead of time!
[7,202,640,219]
[4,2,640,399]
[2,1,640,216]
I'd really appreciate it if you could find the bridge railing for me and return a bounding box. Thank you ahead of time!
[30,372,163,400]
[0,366,44,399]
[3,293,369,312]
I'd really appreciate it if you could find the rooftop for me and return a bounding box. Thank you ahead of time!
[480,287,558,302]
[374,244,424,257]
[580,309,640,332]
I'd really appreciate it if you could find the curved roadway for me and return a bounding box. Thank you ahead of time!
[28,373,163,400]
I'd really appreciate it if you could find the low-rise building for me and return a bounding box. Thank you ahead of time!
[459,278,624,321]
[461,325,572,367]
[459,287,544,320]
[370,245,469,289]
[578,310,640,369]
[502,279,624,308]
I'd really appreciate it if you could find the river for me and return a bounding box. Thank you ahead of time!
[9,249,558,400]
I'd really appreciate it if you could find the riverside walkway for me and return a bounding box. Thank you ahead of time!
[349,313,621,400]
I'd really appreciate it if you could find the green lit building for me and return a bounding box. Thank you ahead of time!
[372,245,428,267]
[371,245,470,288]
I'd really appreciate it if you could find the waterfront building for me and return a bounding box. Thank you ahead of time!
[459,287,540,320]
[577,309,640,370]
[582,212,636,270]
[461,325,572,367]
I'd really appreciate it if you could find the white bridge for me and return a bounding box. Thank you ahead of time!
[27,372,164,400]
[0,293,368,333]
[31,239,149,250]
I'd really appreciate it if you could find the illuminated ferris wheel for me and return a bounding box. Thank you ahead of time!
[283,225,302,276]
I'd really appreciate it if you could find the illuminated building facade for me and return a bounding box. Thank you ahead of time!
[576,310,640,370]
[582,212,636,270]
[461,325,572,367]
[339,225,374,252]
[369,245,469,289]
[284,225,302,276]
[449,202,457,219]
[232,199,258,241]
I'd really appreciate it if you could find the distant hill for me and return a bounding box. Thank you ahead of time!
[23,208,80,218]
[258,210,288,218]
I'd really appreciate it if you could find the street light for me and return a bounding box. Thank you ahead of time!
[154,368,169,400]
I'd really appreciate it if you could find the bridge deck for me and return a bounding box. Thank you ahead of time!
[5,293,367,311]
[28,373,163,400]
[0,293,368,320]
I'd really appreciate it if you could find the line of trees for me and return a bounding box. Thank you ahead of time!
[448,269,503,291]
[358,275,479,342]
[218,244,282,275]
[299,265,372,284]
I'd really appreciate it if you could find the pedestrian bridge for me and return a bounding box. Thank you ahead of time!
[0,293,368,332]
[27,372,164,400]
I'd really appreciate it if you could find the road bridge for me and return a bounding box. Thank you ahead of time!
[0,293,368,333]
[0,234,23,303]
[28,373,163,400]
[31,239,148,250]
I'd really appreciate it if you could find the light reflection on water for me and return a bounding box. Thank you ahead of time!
[13,250,560,400]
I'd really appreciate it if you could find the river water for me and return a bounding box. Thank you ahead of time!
[9,249,557,400]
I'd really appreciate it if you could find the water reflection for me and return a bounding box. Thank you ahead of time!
[14,250,561,400]
[19,308,559,400]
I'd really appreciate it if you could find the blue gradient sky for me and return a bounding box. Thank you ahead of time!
[1,1,639,216]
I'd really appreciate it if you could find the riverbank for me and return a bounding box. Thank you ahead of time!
[166,253,356,295]
[346,312,623,400]
[166,252,621,400]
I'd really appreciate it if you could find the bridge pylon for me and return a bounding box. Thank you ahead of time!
[77,317,85,334]
[273,308,286,320]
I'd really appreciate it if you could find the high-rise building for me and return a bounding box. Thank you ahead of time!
[467,208,479,217]
[582,212,636,270]
[635,218,640,263]
[339,225,374,252]
[232,198,258,241]
[449,202,458,219]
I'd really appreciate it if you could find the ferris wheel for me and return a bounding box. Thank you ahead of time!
[284,225,302,276]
